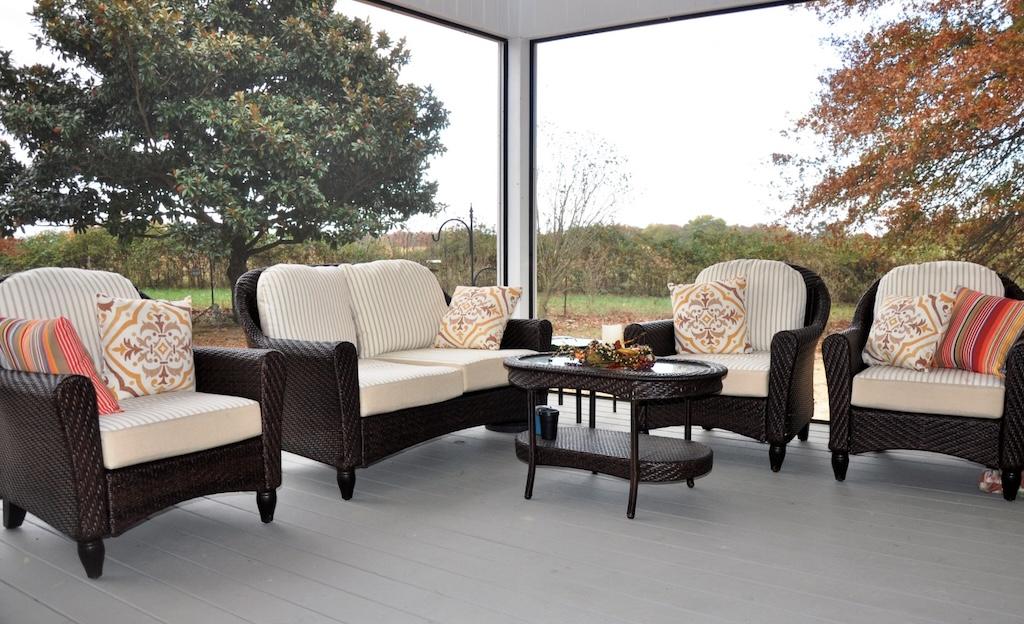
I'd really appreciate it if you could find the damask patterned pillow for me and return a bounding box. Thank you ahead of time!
[97,294,195,399]
[435,286,522,350]
[863,292,956,371]
[670,277,752,354]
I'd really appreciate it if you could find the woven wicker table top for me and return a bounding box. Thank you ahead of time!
[504,354,726,400]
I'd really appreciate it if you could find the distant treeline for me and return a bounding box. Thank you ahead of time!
[0,216,981,306]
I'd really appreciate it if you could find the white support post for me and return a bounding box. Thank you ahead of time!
[501,37,534,318]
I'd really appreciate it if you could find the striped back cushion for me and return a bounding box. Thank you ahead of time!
[0,267,139,372]
[696,260,806,351]
[875,261,1003,318]
[934,289,1024,379]
[256,264,358,345]
[341,260,449,358]
[0,317,121,414]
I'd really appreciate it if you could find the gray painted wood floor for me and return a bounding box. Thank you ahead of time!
[2,398,1023,624]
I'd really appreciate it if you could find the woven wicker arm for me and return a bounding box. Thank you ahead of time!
[1000,340,1024,469]
[624,320,675,356]
[0,371,108,541]
[501,319,554,351]
[822,326,866,453]
[766,323,822,443]
[193,347,286,490]
[260,338,361,470]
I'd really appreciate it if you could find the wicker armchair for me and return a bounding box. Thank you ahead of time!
[824,262,1024,500]
[625,261,830,472]
[235,262,551,500]
[0,268,285,578]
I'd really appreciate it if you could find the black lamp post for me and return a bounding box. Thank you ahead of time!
[431,205,494,286]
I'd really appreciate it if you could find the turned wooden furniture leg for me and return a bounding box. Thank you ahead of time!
[2,500,26,529]
[1002,469,1021,501]
[525,389,538,500]
[256,490,277,523]
[627,399,640,519]
[769,444,786,472]
[832,451,849,481]
[78,540,105,579]
[337,470,356,500]
[797,423,810,441]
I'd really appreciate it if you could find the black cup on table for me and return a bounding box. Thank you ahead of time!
[535,406,559,440]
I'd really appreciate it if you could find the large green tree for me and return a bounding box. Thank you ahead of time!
[0,0,448,288]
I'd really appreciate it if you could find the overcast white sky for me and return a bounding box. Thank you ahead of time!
[1,1,845,233]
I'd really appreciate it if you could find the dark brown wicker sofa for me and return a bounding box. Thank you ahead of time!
[0,268,285,578]
[824,261,1024,500]
[235,260,551,500]
[625,260,830,472]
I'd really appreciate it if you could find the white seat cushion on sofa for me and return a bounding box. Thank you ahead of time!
[375,348,536,393]
[852,365,1005,419]
[256,264,358,345]
[99,391,263,470]
[696,260,806,351]
[340,260,449,358]
[873,261,1003,319]
[358,359,464,417]
[0,267,139,374]
[665,352,771,398]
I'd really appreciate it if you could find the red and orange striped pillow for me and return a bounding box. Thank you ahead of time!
[0,316,121,414]
[934,289,1024,379]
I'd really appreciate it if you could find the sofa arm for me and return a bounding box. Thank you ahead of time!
[765,323,826,442]
[194,347,287,489]
[0,370,108,541]
[624,320,675,356]
[502,319,553,351]
[822,326,866,452]
[261,338,362,470]
[1001,340,1024,468]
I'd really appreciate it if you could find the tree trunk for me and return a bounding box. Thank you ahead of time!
[226,238,250,321]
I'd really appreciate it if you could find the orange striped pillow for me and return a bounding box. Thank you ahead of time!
[934,289,1024,379]
[0,316,121,414]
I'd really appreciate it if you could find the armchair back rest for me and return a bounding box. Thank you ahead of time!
[874,261,1003,319]
[697,259,806,351]
[339,259,448,358]
[0,267,139,372]
[256,264,358,346]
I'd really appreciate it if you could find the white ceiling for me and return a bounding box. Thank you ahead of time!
[361,0,792,40]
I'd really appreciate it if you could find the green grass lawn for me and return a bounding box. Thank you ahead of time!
[141,287,233,309]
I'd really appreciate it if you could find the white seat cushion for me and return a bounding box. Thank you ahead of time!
[0,267,139,374]
[99,391,263,470]
[256,264,358,345]
[340,260,449,358]
[665,352,771,398]
[697,260,806,351]
[852,366,1005,419]
[374,348,536,393]
[358,359,464,417]
[874,261,1003,319]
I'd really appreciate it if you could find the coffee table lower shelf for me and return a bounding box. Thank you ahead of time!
[514,427,713,484]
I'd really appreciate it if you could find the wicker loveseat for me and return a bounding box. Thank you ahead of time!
[235,260,552,500]
[0,268,285,578]
[824,261,1024,500]
[625,259,831,472]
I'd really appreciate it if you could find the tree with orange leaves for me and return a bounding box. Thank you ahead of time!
[785,0,1023,277]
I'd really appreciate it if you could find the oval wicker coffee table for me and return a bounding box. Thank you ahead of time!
[505,354,726,519]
